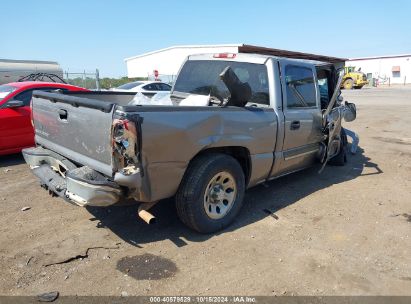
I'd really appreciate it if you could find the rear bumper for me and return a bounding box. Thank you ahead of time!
[22,147,124,207]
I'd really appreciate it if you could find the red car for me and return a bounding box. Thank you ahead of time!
[0,81,88,155]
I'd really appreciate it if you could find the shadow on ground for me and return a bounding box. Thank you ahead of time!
[0,153,25,168]
[86,146,382,248]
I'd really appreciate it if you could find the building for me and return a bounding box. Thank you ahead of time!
[346,54,411,85]
[124,44,346,82]
[0,59,63,85]
[125,44,240,81]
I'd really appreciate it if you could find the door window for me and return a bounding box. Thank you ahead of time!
[143,84,157,91]
[285,65,317,108]
[117,82,143,90]
[10,87,69,106]
[11,90,34,106]
[160,83,171,91]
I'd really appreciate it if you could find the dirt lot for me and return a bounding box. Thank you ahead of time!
[0,87,410,296]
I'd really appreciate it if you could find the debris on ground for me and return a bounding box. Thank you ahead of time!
[44,245,120,267]
[3,168,12,173]
[37,291,59,302]
[21,206,31,211]
[26,256,33,266]
[402,213,411,222]
[263,208,279,220]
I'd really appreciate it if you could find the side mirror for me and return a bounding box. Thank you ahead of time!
[7,100,25,108]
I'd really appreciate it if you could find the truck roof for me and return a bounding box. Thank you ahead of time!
[187,44,346,65]
[238,44,347,64]
[188,52,336,66]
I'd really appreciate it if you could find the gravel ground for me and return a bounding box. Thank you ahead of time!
[0,87,410,296]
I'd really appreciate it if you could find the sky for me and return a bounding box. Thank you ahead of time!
[2,0,411,77]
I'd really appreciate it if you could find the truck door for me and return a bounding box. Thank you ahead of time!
[0,89,34,153]
[279,61,323,173]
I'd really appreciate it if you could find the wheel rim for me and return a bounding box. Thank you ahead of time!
[203,171,237,220]
[344,80,353,89]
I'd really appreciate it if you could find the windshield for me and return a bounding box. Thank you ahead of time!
[117,81,143,90]
[174,60,269,105]
[0,85,17,101]
[345,66,356,73]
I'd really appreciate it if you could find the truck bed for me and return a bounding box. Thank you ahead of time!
[30,90,278,203]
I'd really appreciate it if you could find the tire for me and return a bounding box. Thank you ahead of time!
[329,129,348,166]
[176,153,245,233]
[343,79,354,90]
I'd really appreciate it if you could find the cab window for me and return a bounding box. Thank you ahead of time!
[174,60,270,105]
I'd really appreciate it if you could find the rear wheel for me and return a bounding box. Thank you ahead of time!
[176,153,245,233]
[343,79,354,90]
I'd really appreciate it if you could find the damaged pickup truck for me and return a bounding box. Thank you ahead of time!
[23,52,356,233]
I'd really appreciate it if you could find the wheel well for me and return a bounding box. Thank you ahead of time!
[195,147,251,185]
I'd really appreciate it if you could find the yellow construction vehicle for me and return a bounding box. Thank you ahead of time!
[341,66,368,89]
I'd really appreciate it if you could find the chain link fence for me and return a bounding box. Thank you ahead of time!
[2,67,175,90]
[63,69,100,90]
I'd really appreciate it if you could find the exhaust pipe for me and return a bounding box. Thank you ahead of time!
[138,202,157,224]
[138,209,156,224]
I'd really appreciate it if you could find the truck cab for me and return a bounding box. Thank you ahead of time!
[172,53,342,176]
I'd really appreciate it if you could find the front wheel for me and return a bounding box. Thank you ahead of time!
[175,153,245,233]
[343,79,354,90]
[329,129,348,166]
